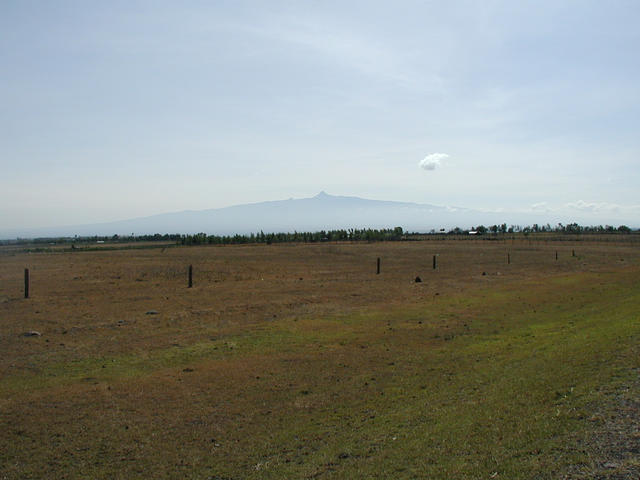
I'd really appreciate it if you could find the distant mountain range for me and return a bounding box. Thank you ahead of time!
[2,192,574,239]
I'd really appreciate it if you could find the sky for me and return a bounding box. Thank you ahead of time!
[2,0,639,231]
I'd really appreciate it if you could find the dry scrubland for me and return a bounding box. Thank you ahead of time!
[1,238,639,479]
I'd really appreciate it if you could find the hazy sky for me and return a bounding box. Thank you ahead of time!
[2,0,639,229]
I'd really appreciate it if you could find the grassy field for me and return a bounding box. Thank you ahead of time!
[1,239,639,479]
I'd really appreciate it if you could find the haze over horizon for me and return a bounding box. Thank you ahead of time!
[1,190,637,240]
[2,1,639,231]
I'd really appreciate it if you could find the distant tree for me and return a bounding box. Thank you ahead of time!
[565,223,582,234]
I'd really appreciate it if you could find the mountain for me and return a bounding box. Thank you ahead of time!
[4,192,550,239]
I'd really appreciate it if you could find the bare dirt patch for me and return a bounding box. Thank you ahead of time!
[564,368,640,479]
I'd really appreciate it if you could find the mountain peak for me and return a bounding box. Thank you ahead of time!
[314,191,330,198]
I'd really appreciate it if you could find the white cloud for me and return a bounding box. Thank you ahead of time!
[420,153,449,171]
[565,200,621,213]
[531,202,551,212]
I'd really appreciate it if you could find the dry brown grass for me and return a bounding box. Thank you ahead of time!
[2,240,635,362]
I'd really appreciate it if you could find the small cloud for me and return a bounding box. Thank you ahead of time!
[565,200,621,213]
[531,202,552,212]
[420,153,449,171]
[562,201,640,221]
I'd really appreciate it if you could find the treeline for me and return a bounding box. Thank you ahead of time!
[3,223,636,247]
[179,223,634,245]
[5,233,183,246]
[180,227,406,245]
[450,223,633,235]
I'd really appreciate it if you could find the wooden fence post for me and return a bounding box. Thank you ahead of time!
[376,257,381,275]
[24,268,29,299]
[188,265,193,288]
[555,251,558,261]
[507,252,511,264]
[433,255,437,270]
